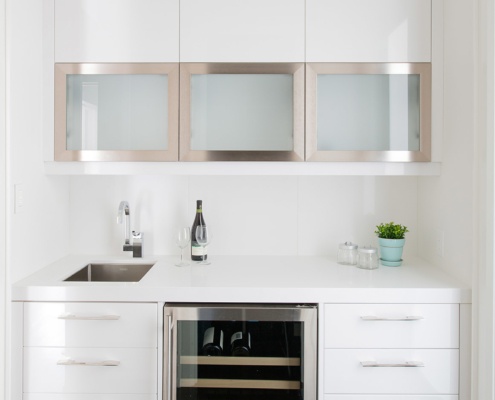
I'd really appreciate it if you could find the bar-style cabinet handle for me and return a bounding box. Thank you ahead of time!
[360,315,424,321]
[58,313,120,320]
[57,359,120,367]
[361,360,425,367]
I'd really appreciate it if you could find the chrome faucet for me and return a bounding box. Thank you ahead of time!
[117,201,143,258]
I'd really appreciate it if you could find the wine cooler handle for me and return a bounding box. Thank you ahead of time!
[57,359,120,367]
[167,314,173,400]
[360,315,424,321]
[361,360,425,367]
[58,313,121,320]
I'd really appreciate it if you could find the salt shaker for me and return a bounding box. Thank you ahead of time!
[338,242,358,265]
[357,246,379,270]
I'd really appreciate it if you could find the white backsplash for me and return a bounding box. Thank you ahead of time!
[69,175,418,259]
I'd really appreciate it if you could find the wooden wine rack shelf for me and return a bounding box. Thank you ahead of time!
[180,356,301,366]
[180,378,301,390]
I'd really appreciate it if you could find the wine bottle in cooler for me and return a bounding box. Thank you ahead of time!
[201,325,224,356]
[191,200,206,261]
[231,322,251,356]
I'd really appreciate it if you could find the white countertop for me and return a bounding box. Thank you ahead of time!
[12,255,471,304]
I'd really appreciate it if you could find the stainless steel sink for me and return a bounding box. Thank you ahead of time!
[64,262,155,282]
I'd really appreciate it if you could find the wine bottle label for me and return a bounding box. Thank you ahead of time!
[192,243,207,257]
[203,327,223,349]
[203,327,214,347]
[231,332,243,344]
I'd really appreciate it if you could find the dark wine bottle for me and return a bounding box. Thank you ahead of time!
[201,326,224,356]
[231,323,251,356]
[191,200,206,261]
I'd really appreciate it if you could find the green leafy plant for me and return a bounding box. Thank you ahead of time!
[375,222,409,239]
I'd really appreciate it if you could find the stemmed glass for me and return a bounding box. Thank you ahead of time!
[195,225,211,265]
[175,227,191,267]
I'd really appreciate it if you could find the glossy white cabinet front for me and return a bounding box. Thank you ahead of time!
[180,0,305,62]
[55,0,179,62]
[24,302,157,347]
[324,349,459,394]
[25,395,156,400]
[325,396,458,400]
[22,302,158,398]
[323,303,460,397]
[24,347,157,394]
[325,304,459,349]
[306,0,431,62]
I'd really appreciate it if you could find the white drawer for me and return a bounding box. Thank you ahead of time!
[24,347,157,394]
[324,349,459,394]
[24,302,157,347]
[24,395,156,400]
[325,396,458,400]
[325,304,459,348]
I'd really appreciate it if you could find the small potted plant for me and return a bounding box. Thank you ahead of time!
[375,222,409,266]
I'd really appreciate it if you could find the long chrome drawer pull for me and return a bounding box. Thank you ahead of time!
[57,359,120,367]
[58,313,120,320]
[360,315,424,321]
[361,361,425,368]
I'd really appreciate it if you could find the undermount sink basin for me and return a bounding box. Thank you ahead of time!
[64,262,155,282]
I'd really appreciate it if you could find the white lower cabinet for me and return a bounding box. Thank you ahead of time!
[325,396,458,400]
[24,302,158,347]
[24,396,156,400]
[324,304,459,348]
[324,303,460,398]
[24,347,157,394]
[325,349,459,394]
[22,302,159,399]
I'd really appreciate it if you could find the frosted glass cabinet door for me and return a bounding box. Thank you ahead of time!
[180,63,305,161]
[306,63,431,162]
[55,63,179,161]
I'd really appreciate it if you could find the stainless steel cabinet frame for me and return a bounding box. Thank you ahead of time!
[55,63,179,161]
[179,63,305,162]
[306,63,432,162]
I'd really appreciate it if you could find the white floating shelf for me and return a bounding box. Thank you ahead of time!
[44,161,441,176]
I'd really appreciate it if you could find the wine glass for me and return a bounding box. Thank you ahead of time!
[175,227,191,267]
[195,225,211,265]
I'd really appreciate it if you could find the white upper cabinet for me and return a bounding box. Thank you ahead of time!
[54,0,179,62]
[180,0,305,62]
[306,0,432,62]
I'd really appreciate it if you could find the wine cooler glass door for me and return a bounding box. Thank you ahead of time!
[164,304,317,400]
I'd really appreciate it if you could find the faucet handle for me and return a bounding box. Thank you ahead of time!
[132,231,143,258]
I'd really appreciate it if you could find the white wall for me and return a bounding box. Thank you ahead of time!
[5,4,71,396]
[417,0,476,285]
[417,0,479,397]
[7,0,70,280]
[0,0,6,398]
[473,0,494,397]
[69,175,419,259]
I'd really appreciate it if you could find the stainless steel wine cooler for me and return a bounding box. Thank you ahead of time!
[163,303,317,400]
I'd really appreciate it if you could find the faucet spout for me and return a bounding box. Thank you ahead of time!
[117,201,131,247]
[117,201,143,257]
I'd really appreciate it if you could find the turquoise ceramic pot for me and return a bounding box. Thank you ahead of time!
[378,238,405,265]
